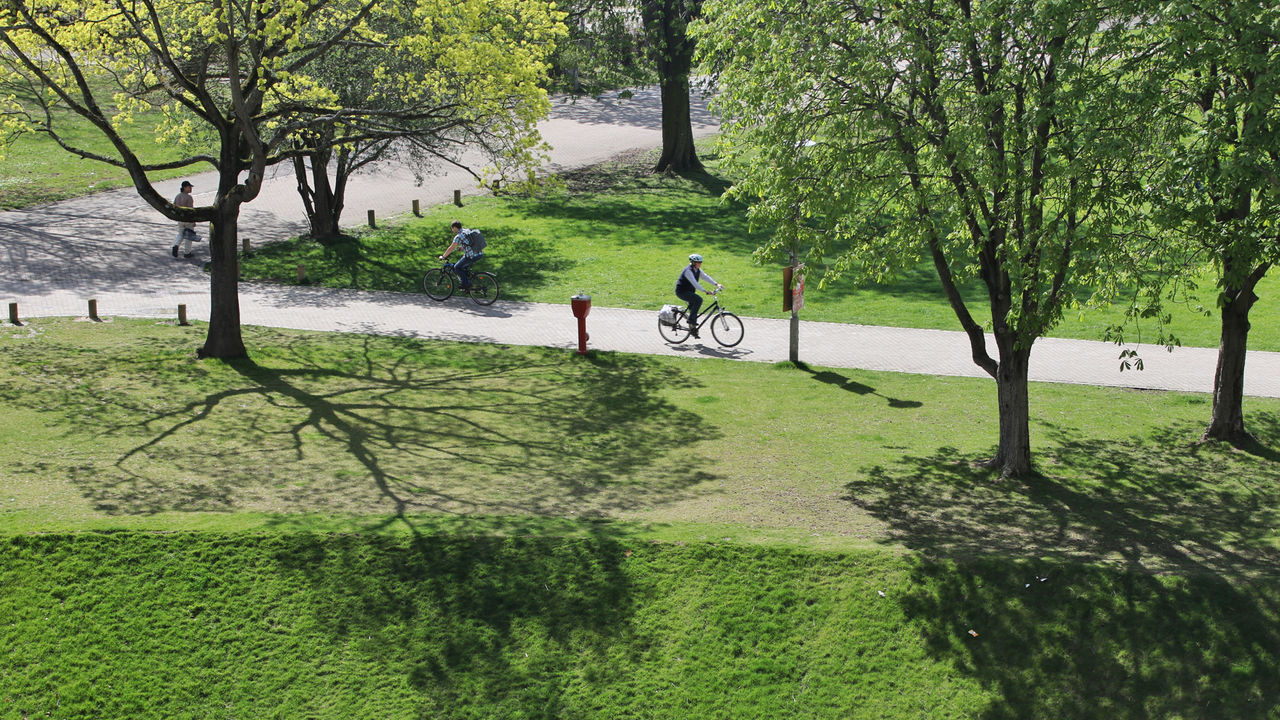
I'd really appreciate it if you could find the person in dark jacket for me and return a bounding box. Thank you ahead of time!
[674,253,723,338]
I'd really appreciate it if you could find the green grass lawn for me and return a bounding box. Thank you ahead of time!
[3,319,1280,717]
[7,532,1277,720]
[239,148,1280,352]
[5,318,1279,565]
[0,87,196,210]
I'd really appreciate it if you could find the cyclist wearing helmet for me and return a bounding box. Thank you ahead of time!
[674,253,723,338]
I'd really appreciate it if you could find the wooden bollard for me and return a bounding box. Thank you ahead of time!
[177,304,189,326]
[412,199,420,217]
[8,302,20,326]
[367,209,376,228]
[242,236,251,254]
[88,299,99,321]
[297,264,306,283]
[492,179,501,193]
[453,189,462,207]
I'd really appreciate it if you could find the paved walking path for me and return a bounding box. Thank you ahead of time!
[2,87,1278,398]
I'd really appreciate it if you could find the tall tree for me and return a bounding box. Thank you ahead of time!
[1144,0,1280,444]
[641,0,703,172]
[290,2,563,237]
[695,0,1156,476]
[552,0,704,172]
[549,0,650,95]
[0,0,564,357]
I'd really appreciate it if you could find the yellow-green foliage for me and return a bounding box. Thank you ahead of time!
[0,0,566,173]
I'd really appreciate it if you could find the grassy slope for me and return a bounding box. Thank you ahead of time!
[239,151,1280,352]
[4,533,1279,720]
[3,319,1280,717]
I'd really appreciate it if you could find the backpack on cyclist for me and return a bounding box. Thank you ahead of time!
[658,304,680,326]
[464,228,486,252]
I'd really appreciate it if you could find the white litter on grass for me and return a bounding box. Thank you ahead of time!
[877,590,885,597]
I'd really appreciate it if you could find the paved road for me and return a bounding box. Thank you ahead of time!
[2,87,1278,399]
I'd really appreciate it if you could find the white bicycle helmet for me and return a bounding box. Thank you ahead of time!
[688,253,703,263]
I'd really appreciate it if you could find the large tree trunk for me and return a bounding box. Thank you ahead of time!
[199,202,247,359]
[1203,275,1262,443]
[654,72,702,173]
[988,341,1034,478]
[646,0,703,173]
[294,148,343,238]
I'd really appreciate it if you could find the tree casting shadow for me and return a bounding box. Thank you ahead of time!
[52,330,721,519]
[269,527,638,715]
[846,415,1280,718]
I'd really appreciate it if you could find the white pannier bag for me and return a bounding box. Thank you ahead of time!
[658,304,681,326]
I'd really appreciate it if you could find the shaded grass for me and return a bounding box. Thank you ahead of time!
[4,532,1279,719]
[0,318,712,527]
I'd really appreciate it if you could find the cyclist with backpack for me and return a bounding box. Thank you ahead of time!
[439,221,486,289]
[674,253,723,338]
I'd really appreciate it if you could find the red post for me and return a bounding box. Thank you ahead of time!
[570,294,591,354]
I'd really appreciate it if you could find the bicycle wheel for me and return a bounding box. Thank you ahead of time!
[710,311,744,347]
[422,269,454,301]
[658,311,691,343]
[469,272,499,306]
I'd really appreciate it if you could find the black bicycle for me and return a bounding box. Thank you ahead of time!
[658,295,744,347]
[422,262,499,306]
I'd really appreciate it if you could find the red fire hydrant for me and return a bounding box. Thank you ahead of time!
[570,293,591,354]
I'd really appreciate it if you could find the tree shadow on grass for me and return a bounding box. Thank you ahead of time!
[847,415,1280,718]
[845,417,1280,577]
[517,162,767,265]
[243,223,568,302]
[267,527,638,717]
[243,231,425,293]
[900,554,1280,720]
[41,329,720,519]
[478,226,568,301]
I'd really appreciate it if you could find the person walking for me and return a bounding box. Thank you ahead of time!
[170,181,198,258]
[438,221,486,289]
[674,253,722,338]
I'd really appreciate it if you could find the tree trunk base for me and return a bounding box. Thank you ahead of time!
[977,455,1035,480]
[197,342,248,360]
[1199,426,1256,447]
[653,155,704,175]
